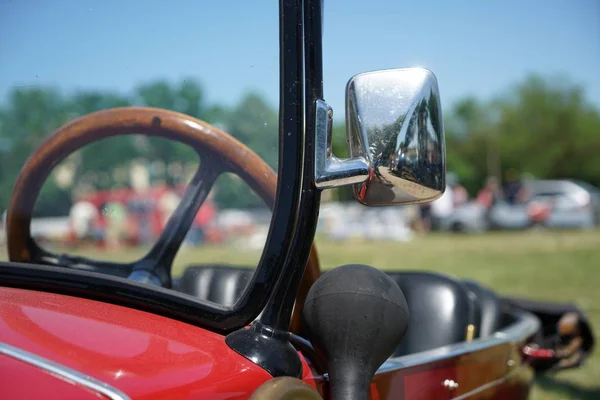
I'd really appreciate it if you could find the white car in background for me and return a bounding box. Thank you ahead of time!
[440,179,600,233]
[526,180,600,228]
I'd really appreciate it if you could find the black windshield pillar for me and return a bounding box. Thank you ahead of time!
[225,0,325,378]
[258,0,323,333]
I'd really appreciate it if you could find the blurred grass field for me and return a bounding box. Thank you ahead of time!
[2,229,599,399]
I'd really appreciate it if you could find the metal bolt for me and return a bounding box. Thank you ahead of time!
[443,379,459,390]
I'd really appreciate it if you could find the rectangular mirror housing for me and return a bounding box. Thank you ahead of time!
[346,68,446,206]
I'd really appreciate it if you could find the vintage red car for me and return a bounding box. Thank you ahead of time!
[0,1,594,399]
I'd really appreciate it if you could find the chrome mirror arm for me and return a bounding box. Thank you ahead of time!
[314,99,370,189]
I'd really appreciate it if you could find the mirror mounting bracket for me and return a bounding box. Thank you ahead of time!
[313,99,369,189]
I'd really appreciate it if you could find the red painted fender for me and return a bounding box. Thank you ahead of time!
[0,287,320,399]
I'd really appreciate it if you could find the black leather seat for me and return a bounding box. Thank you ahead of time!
[385,271,481,357]
[175,265,486,356]
[175,265,254,307]
[463,280,503,338]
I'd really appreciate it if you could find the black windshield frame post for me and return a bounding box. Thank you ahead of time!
[224,0,325,378]
[216,0,307,329]
[257,0,323,332]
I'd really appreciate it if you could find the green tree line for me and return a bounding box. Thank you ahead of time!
[1,74,599,217]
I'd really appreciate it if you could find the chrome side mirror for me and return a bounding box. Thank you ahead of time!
[314,68,445,206]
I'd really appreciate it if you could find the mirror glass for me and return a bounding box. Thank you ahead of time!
[345,68,446,206]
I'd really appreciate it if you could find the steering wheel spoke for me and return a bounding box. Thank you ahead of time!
[140,161,222,285]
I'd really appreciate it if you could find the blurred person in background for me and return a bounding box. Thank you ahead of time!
[104,201,128,249]
[419,173,466,233]
[477,176,503,227]
[158,189,181,229]
[477,176,502,209]
[446,179,469,208]
[417,203,433,233]
[431,181,454,231]
[503,168,527,205]
[127,196,154,247]
[448,173,469,208]
[68,198,99,246]
[185,189,217,247]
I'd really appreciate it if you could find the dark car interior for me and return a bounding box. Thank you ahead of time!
[174,265,509,358]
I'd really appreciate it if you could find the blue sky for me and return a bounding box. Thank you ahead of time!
[1,0,599,121]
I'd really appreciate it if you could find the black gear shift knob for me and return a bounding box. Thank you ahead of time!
[303,264,409,400]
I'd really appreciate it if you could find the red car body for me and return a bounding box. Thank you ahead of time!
[0,287,322,399]
[2,286,538,400]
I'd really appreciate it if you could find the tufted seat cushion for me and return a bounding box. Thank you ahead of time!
[175,265,254,307]
[385,271,481,357]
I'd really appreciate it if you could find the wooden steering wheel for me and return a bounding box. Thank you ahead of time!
[5,107,320,334]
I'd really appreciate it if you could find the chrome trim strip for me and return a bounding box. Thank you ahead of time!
[451,375,504,400]
[0,341,131,400]
[376,310,540,374]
